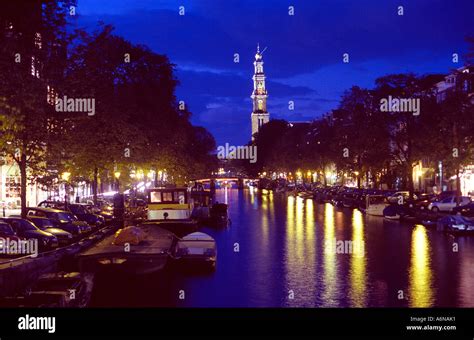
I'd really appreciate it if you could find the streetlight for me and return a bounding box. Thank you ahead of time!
[354,171,360,188]
[61,171,71,181]
[61,172,71,209]
[114,171,121,192]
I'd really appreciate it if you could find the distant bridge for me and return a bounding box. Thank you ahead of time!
[195,177,257,184]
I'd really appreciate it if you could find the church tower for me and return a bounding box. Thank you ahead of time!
[251,44,270,140]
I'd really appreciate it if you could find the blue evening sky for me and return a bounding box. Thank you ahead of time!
[73,0,474,146]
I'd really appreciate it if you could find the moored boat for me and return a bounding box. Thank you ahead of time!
[0,272,93,307]
[173,232,217,270]
[365,195,387,216]
[437,215,474,235]
[78,224,176,275]
[210,202,229,227]
[146,187,198,235]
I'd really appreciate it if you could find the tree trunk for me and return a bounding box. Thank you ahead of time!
[19,154,27,219]
[93,167,98,205]
[453,122,461,206]
[456,163,461,206]
[407,164,414,198]
[357,156,361,188]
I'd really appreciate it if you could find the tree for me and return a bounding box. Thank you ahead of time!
[304,116,336,186]
[332,86,390,188]
[57,25,216,196]
[0,0,74,217]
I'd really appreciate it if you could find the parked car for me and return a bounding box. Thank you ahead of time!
[25,207,91,236]
[0,217,58,250]
[83,203,114,223]
[452,202,474,217]
[38,201,105,228]
[412,193,437,210]
[428,196,471,212]
[27,216,74,245]
[437,191,457,200]
[0,222,22,255]
[68,204,105,227]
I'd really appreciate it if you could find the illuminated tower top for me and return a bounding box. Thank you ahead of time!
[251,44,270,140]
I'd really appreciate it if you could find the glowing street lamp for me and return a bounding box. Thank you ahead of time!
[61,172,71,209]
[114,171,121,192]
[61,171,71,182]
[147,171,154,180]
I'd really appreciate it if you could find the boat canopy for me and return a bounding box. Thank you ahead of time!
[182,232,215,241]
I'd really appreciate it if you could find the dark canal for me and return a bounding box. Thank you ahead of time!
[90,188,474,307]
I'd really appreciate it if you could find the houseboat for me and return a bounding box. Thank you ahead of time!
[144,187,198,235]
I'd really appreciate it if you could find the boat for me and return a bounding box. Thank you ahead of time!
[146,187,198,235]
[383,204,404,220]
[297,191,314,199]
[210,202,228,226]
[365,195,387,216]
[78,224,176,275]
[437,215,474,235]
[190,183,213,223]
[173,232,217,270]
[0,272,93,307]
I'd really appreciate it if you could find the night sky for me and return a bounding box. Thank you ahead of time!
[74,0,474,146]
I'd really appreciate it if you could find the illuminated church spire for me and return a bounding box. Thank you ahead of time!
[251,44,270,141]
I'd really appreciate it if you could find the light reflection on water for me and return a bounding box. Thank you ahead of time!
[90,189,474,308]
[349,209,367,307]
[322,203,338,306]
[409,224,434,307]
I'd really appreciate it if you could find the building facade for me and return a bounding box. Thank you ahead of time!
[432,65,474,195]
[251,44,270,140]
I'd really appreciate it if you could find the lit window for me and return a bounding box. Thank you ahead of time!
[162,192,173,202]
[31,56,40,78]
[150,192,161,203]
[35,32,42,49]
[47,85,57,105]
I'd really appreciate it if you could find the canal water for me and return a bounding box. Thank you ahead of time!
[90,188,474,307]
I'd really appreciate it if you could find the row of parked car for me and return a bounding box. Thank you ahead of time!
[301,186,474,216]
[0,201,115,254]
